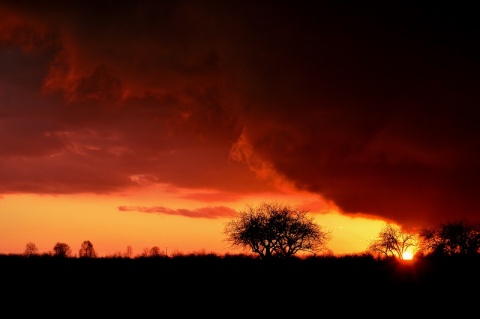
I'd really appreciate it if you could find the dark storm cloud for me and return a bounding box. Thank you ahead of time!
[1,1,480,228]
[0,0,267,195]
[231,1,480,228]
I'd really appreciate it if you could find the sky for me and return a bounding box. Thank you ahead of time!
[1,1,480,257]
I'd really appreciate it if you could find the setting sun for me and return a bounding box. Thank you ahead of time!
[402,251,414,260]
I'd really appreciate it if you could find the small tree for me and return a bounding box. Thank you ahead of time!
[419,219,480,256]
[149,246,162,257]
[53,242,72,257]
[124,245,133,258]
[224,202,332,259]
[367,223,418,260]
[79,240,97,258]
[24,242,39,257]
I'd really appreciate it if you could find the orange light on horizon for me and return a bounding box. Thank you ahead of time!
[0,193,390,257]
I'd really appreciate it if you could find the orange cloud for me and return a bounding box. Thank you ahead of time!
[118,205,237,219]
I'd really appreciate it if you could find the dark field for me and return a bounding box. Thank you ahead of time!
[2,254,478,316]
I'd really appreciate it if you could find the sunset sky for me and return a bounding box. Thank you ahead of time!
[1,1,480,257]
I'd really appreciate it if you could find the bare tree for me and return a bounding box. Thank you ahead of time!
[367,223,418,260]
[53,242,72,257]
[79,240,97,258]
[419,219,480,256]
[123,245,133,258]
[24,242,39,256]
[224,202,332,259]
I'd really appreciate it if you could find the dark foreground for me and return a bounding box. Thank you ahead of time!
[2,254,478,315]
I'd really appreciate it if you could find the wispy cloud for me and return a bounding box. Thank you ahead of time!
[118,205,237,219]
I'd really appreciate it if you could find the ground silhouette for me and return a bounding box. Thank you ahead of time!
[1,253,478,316]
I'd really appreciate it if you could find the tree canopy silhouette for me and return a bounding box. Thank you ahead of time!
[419,220,480,256]
[53,242,72,257]
[79,240,97,258]
[224,202,332,259]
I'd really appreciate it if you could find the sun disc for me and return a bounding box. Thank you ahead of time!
[402,251,413,260]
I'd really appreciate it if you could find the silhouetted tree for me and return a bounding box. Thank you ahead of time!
[419,220,480,256]
[367,223,418,259]
[224,202,332,259]
[24,242,39,256]
[124,245,133,258]
[79,240,97,258]
[149,246,162,257]
[53,242,72,257]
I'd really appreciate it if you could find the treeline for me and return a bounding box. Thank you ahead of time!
[15,220,480,260]
[21,239,167,258]
[12,202,480,260]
